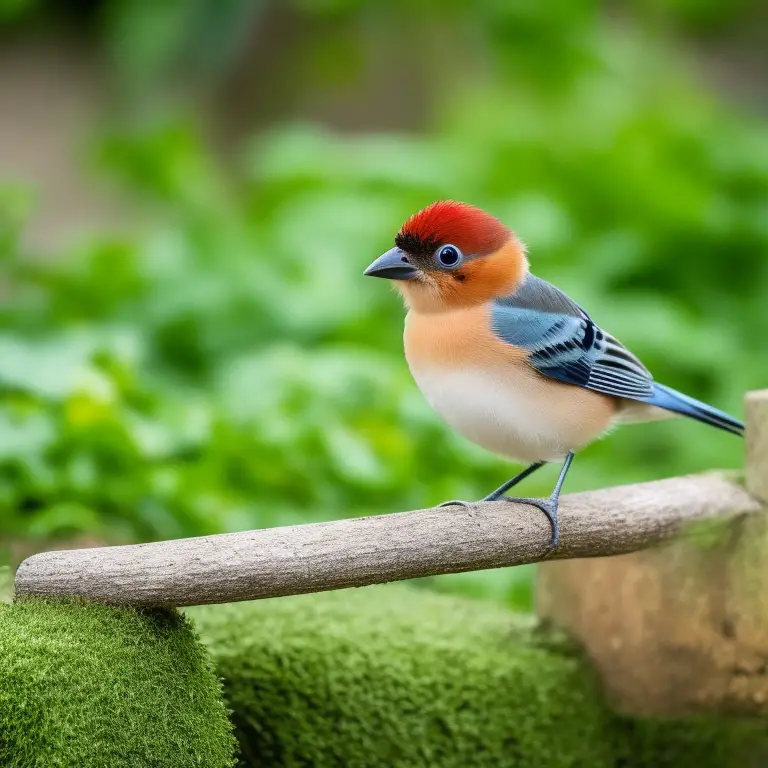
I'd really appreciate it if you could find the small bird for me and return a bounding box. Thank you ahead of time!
[364,200,744,548]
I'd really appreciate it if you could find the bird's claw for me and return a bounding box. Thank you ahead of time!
[496,496,560,549]
[437,494,560,549]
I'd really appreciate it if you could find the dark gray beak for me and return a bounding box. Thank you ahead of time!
[364,247,418,280]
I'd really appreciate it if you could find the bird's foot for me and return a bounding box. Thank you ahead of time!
[437,493,561,548]
[494,495,560,549]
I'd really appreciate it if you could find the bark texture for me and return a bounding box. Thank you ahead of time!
[747,390,768,503]
[15,473,758,608]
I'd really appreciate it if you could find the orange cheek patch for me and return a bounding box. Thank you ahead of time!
[396,238,527,314]
[438,239,527,310]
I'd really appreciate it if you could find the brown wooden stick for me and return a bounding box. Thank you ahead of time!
[13,473,759,607]
[746,389,768,503]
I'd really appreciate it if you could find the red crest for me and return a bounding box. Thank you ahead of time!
[397,201,511,255]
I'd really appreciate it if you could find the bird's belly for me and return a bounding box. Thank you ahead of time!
[408,364,614,464]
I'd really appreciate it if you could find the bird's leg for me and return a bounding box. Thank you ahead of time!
[482,461,546,501]
[437,461,546,509]
[496,452,575,549]
[438,453,575,549]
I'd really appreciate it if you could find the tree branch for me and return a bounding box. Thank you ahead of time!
[13,473,761,608]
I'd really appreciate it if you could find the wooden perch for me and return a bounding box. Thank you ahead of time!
[14,472,760,608]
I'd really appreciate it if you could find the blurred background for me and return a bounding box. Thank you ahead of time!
[0,0,766,609]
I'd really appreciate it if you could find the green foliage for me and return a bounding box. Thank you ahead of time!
[0,0,37,23]
[0,598,237,768]
[1,1,767,609]
[191,585,768,767]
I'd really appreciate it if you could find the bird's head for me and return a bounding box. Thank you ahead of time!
[365,201,527,313]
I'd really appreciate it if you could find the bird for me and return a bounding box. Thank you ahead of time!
[364,200,744,548]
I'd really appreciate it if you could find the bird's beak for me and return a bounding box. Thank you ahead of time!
[364,247,419,281]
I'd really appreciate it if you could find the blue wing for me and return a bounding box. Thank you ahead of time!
[490,274,653,400]
[490,274,744,436]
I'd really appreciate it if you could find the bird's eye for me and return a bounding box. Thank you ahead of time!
[435,244,463,269]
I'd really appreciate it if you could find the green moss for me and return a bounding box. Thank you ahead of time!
[191,586,616,768]
[616,716,768,767]
[191,585,768,768]
[4,585,767,767]
[0,599,237,768]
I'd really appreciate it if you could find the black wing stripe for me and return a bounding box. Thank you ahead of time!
[598,355,649,377]
[588,370,652,397]
[603,342,637,362]
[598,357,635,371]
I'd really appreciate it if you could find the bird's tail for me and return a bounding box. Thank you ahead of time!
[642,382,744,437]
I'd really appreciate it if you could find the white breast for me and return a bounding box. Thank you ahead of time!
[408,364,613,464]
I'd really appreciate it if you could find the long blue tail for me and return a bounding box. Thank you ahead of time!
[641,383,744,437]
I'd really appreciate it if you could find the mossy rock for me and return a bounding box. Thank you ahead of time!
[615,716,768,768]
[0,599,237,768]
[3,584,768,767]
[191,585,768,768]
[192,585,611,767]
